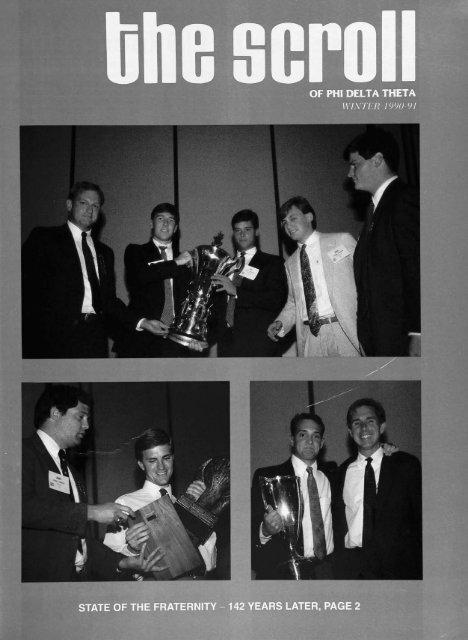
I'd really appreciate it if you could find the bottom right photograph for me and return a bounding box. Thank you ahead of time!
[250,380,422,581]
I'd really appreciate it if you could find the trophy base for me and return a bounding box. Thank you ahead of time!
[168,331,208,350]
[276,558,304,580]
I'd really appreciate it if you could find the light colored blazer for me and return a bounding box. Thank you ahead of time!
[276,231,361,356]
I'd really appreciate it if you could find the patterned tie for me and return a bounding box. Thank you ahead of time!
[300,244,320,336]
[58,449,76,505]
[159,246,174,326]
[362,457,376,548]
[159,488,167,497]
[366,202,375,234]
[81,232,102,312]
[225,252,245,328]
[306,467,327,560]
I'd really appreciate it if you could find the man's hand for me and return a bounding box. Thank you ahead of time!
[186,340,204,353]
[87,503,135,526]
[126,522,150,554]
[211,274,237,296]
[185,480,206,500]
[118,543,167,574]
[409,334,421,357]
[140,319,169,336]
[175,251,193,267]
[262,505,283,537]
[267,320,283,342]
[381,442,400,456]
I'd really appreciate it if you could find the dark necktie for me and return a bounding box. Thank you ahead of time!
[81,232,102,312]
[300,244,320,337]
[159,488,168,497]
[362,456,376,548]
[366,202,375,234]
[159,246,174,326]
[306,467,327,560]
[225,252,246,328]
[58,449,75,504]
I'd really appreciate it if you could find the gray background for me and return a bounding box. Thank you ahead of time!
[1,0,467,639]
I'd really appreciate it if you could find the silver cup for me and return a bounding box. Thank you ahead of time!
[168,233,242,349]
[260,474,304,580]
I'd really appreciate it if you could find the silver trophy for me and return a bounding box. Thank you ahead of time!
[260,474,304,580]
[168,233,242,349]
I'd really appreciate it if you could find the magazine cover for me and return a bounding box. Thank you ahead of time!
[1,0,466,638]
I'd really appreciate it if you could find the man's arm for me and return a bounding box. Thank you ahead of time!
[268,265,297,340]
[124,244,188,287]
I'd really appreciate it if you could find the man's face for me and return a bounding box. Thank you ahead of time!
[347,405,386,456]
[152,211,178,244]
[138,444,174,487]
[233,221,258,252]
[290,418,324,465]
[66,190,101,232]
[281,206,314,244]
[347,151,380,195]
[53,401,90,449]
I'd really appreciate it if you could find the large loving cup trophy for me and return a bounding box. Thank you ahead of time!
[260,474,304,580]
[168,233,242,350]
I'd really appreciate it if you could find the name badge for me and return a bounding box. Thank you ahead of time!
[328,245,351,264]
[49,471,71,494]
[240,265,259,280]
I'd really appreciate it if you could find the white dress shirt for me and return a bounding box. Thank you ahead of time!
[103,480,217,572]
[37,429,87,571]
[298,232,335,319]
[343,446,384,549]
[67,220,100,313]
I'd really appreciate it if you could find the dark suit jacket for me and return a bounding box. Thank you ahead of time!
[251,458,333,579]
[22,433,123,582]
[217,250,287,357]
[22,224,137,358]
[117,240,191,356]
[353,179,420,356]
[332,451,422,579]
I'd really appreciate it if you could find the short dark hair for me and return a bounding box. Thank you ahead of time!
[34,385,91,429]
[346,398,386,428]
[343,127,400,173]
[68,181,105,206]
[150,202,180,226]
[279,196,317,230]
[290,412,325,438]
[231,209,259,230]
[134,428,173,461]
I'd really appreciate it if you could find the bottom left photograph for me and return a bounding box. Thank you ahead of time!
[21,381,230,582]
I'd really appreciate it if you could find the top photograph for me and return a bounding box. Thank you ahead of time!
[21,123,419,359]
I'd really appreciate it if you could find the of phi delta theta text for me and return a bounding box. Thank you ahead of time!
[308,87,417,111]
[78,601,361,613]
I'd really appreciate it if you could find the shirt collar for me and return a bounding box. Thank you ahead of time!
[356,445,384,466]
[142,479,172,498]
[372,175,398,208]
[237,246,257,258]
[152,238,172,250]
[37,429,62,459]
[67,220,91,240]
[299,230,317,250]
[291,454,318,476]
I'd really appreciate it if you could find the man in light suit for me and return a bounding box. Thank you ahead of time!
[267,196,361,357]
[212,209,287,356]
[251,412,335,579]
[22,385,161,581]
[344,127,420,356]
[332,398,422,579]
[117,202,199,357]
[22,181,160,358]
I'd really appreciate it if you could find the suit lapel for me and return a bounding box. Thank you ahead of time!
[60,225,84,286]
[319,232,335,298]
[375,455,395,506]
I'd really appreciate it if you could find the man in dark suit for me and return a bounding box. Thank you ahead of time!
[22,181,160,358]
[22,385,161,581]
[251,413,334,579]
[118,202,197,357]
[344,128,420,356]
[212,209,287,357]
[332,398,422,579]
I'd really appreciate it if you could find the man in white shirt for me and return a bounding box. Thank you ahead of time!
[344,127,420,356]
[22,385,161,581]
[251,412,334,579]
[104,428,217,578]
[333,398,422,579]
[212,209,287,356]
[267,196,361,357]
[22,181,162,358]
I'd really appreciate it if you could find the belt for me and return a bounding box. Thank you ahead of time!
[75,312,103,324]
[303,315,338,326]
